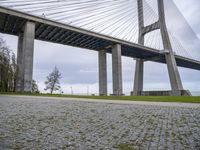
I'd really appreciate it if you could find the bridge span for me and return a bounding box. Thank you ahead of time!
[0,1,199,96]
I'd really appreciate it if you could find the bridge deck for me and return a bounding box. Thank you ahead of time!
[0,6,199,70]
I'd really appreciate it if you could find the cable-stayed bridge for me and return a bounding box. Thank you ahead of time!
[0,0,199,96]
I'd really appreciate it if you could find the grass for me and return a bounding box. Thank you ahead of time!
[0,92,200,103]
[116,143,135,150]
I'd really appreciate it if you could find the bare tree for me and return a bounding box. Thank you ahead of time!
[9,53,18,92]
[44,66,62,94]
[0,37,18,92]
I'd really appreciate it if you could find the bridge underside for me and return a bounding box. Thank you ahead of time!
[0,7,200,71]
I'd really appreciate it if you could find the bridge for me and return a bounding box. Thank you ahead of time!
[0,0,199,96]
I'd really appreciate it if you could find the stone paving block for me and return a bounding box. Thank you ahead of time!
[0,96,200,150]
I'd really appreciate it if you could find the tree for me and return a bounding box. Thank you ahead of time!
[9,53,18,92]
[44,66,62,94]
[32,80,39,93]
[0,37,18,92]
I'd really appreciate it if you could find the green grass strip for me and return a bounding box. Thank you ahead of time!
[0,92,200,103]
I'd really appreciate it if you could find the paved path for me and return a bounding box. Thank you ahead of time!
[0,95,200,150]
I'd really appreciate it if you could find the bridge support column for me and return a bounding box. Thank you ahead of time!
[165,53,184,95]
[16,21,35,92]
[133,59,144,95]
[133,0,145,96]
[158,0,184,96]
[98,49,107,96]
[16,33,24,92]
[112,44,123,96]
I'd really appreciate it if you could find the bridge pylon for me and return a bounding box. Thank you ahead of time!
[132,0,190,96]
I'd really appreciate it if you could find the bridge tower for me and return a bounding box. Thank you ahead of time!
[133,0,189,96]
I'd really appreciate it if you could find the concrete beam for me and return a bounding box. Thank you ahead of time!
[98,50,107,96]
[16,21,35,92]
[142,21,160,35]
[112,44,123,96]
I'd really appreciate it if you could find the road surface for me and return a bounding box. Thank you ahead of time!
[0,95,200,149]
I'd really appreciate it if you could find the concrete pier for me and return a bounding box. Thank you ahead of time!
[16,21,35,92]
[98,49,107,96]
[16,33,24,92]
[133,59,144,95]
[112,44,123,96]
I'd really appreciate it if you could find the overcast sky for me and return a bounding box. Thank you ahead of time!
[0,0,200,95]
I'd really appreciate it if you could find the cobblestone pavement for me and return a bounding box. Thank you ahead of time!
[0,95,200,150]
